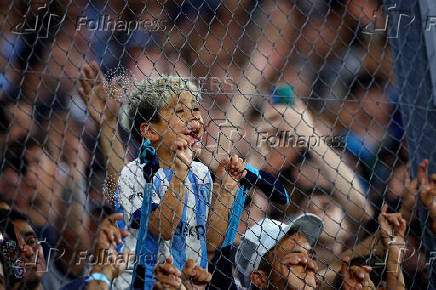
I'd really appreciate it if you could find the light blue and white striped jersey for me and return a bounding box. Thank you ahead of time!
[114,158,213,288]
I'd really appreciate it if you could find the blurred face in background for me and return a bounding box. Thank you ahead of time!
[304,194,351,262]
[0,146,41,213]
[0,144,63,227]
[5,103,35,144]
[339,87,392,148]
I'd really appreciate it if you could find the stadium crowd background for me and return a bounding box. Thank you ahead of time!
[0,0,434,289]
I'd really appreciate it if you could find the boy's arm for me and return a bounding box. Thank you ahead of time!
[148,136,192,241]
[148,171,187,241]
[206,155,246,255]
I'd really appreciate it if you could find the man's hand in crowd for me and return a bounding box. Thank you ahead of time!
[340,257,375,290]
[79,61,120,124]
[79,61,125,201]
[182,259,212,290]
[378,205,406,248]
[418,159,436,220]
[400,162,418,223]
[94,213,130,280]
[215,154,246,192]
[153,257,184,290]
[377,206,407,289]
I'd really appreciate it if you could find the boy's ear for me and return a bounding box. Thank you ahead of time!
[250,270,268,289]
[140,122,159,143]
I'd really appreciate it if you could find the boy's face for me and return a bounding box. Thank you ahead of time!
[150,91,204,157]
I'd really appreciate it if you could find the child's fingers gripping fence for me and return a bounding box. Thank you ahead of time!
[0,0,434,289]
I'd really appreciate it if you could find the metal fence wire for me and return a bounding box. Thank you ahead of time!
[0,0,435,289]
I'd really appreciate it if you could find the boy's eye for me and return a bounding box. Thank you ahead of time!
[193,107,200,112]
[176,109,184,114]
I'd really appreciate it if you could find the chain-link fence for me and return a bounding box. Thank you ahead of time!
[0,0,434,289]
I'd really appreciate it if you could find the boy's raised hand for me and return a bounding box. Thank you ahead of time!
[79,61,120,124]
[216,154,247,191]
[172,135,193,179]
[227,154,247,180]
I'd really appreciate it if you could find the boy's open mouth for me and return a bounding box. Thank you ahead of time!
[184,127,201,145]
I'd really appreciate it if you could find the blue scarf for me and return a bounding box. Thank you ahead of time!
[139,139,160,183]
[130,139,160,230]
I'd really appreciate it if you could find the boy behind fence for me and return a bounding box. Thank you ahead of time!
[115,77,246,288]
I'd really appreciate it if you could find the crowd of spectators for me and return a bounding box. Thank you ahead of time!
[0,0,433,289]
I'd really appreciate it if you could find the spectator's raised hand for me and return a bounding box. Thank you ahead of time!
[340,257,375,290]
[181,259,212,290]
[378,205,406,248]
[95,213,130,278]
[96,213,129,249]
[153,257,184,290]
[400,163,418,223]
[418,159,436,219]
[79,61,120,124]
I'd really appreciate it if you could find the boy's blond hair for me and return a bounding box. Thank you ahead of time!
[127,76,201,143]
